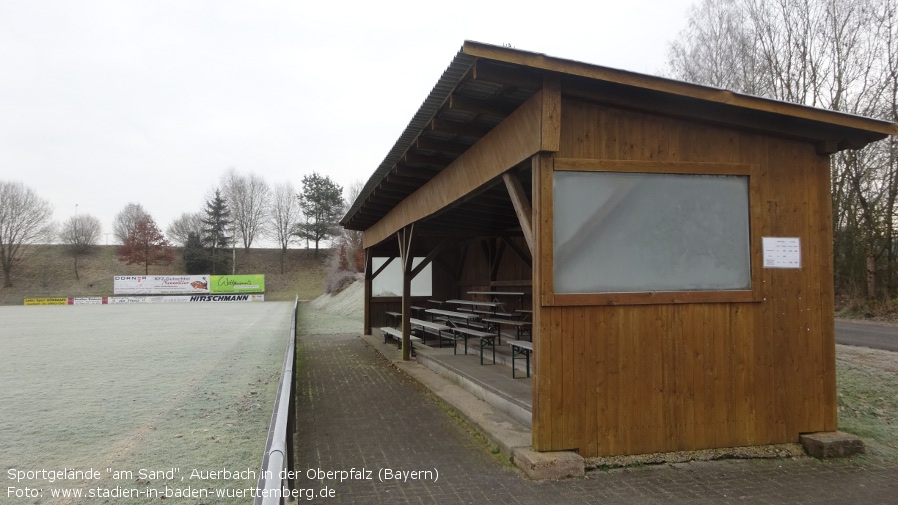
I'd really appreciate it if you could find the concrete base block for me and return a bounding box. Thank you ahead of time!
[800,431,865,458]
[513,447,585,480]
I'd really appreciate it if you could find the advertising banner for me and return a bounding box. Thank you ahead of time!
[24,298,68,306]
[210,274,265,293]
[68,297,108,305]
[109,294,264,304]
[188,294,265,302]
[113,275,210,295]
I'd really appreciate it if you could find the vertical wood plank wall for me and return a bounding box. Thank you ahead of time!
[532,98,837,457]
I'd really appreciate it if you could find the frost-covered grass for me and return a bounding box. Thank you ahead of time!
[297,280,363,336]
[836,344,898,463]
[0,302,292,504]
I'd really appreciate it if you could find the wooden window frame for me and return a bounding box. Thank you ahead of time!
[547,159,762,306]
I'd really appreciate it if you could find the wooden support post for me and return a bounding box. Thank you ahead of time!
[363,249,373,336]
[531,151,553,450]
[397,225,415,361]
[490,238,505,285]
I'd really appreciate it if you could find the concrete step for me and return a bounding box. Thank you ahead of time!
[414,346,532,428]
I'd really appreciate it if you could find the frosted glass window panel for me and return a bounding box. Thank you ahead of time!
[553,172,751,293]
[372,257,433,297]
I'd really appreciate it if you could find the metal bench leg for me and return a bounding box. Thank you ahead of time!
[480,337,496,365]
[512,347,517,378]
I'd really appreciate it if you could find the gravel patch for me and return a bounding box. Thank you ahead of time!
[585,444,807,470]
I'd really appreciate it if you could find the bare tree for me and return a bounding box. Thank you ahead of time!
[0,181,54,287]
[668,0,763,93]
[59,214,102,280]
[338,180,365,271]
[667,0,898,300]
[220,168,270,251]
[268,181,302,273]
[166,211,204,246]
[112,202,151,245]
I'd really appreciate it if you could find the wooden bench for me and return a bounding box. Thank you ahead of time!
[380,327,421,356]
[410,318,455,349]
[472,309,517,318]
[480,318,533,343]
[452,327,496,365]
[384,311,402,328]
[507,339,533,378]
[425,308,481,329]
[446,299,505,313]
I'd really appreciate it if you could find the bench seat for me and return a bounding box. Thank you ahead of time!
[380,327,421,356]
[410,318,455,350]
[481,318,533,342]
[452,327,496,364]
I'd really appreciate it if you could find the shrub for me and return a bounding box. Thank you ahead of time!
[326,270,356,294]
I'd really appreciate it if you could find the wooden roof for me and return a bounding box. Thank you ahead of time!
[342,41,898,237]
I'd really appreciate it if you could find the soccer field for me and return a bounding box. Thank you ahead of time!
[0,302,293,504]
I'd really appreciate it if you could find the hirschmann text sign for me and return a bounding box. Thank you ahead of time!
[209,274,265,293]
[113,275,210,295]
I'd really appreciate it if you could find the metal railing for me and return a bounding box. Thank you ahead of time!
[254,296,298,504]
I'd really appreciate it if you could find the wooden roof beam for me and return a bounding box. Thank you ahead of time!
[472,60,543,91]
[401,152,454,170]
[414,136,470,157]
[430,118,492,138]
[448,94,515,119]
[391,165,439,180]
[368,186,407,200]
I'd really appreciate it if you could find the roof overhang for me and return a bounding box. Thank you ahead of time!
[342,41,898,238]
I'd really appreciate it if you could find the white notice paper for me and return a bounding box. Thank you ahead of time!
[762,237,801,268]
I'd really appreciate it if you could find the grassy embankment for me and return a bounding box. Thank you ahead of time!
[0,244,329,305]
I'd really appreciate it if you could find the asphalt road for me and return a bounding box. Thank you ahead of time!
[835,319,898,352]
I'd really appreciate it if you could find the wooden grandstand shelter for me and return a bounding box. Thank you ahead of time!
[341,41,898,457]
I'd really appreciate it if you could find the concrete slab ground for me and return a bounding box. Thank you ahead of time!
[293,332,898,504]
[360,334,535,464]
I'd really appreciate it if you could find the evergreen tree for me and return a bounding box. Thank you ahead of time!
[201,189,232,274]
[295,172,343,257]
[183,232,211,274]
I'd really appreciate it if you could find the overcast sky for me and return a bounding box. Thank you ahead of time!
[0,0,696,246]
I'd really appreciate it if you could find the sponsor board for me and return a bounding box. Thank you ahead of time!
[108,294,264,304]
[113,275,210,295]
[68,297,108,305]
[210,274,265,293]
[188,294,265,302]
[24,298,69,306]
